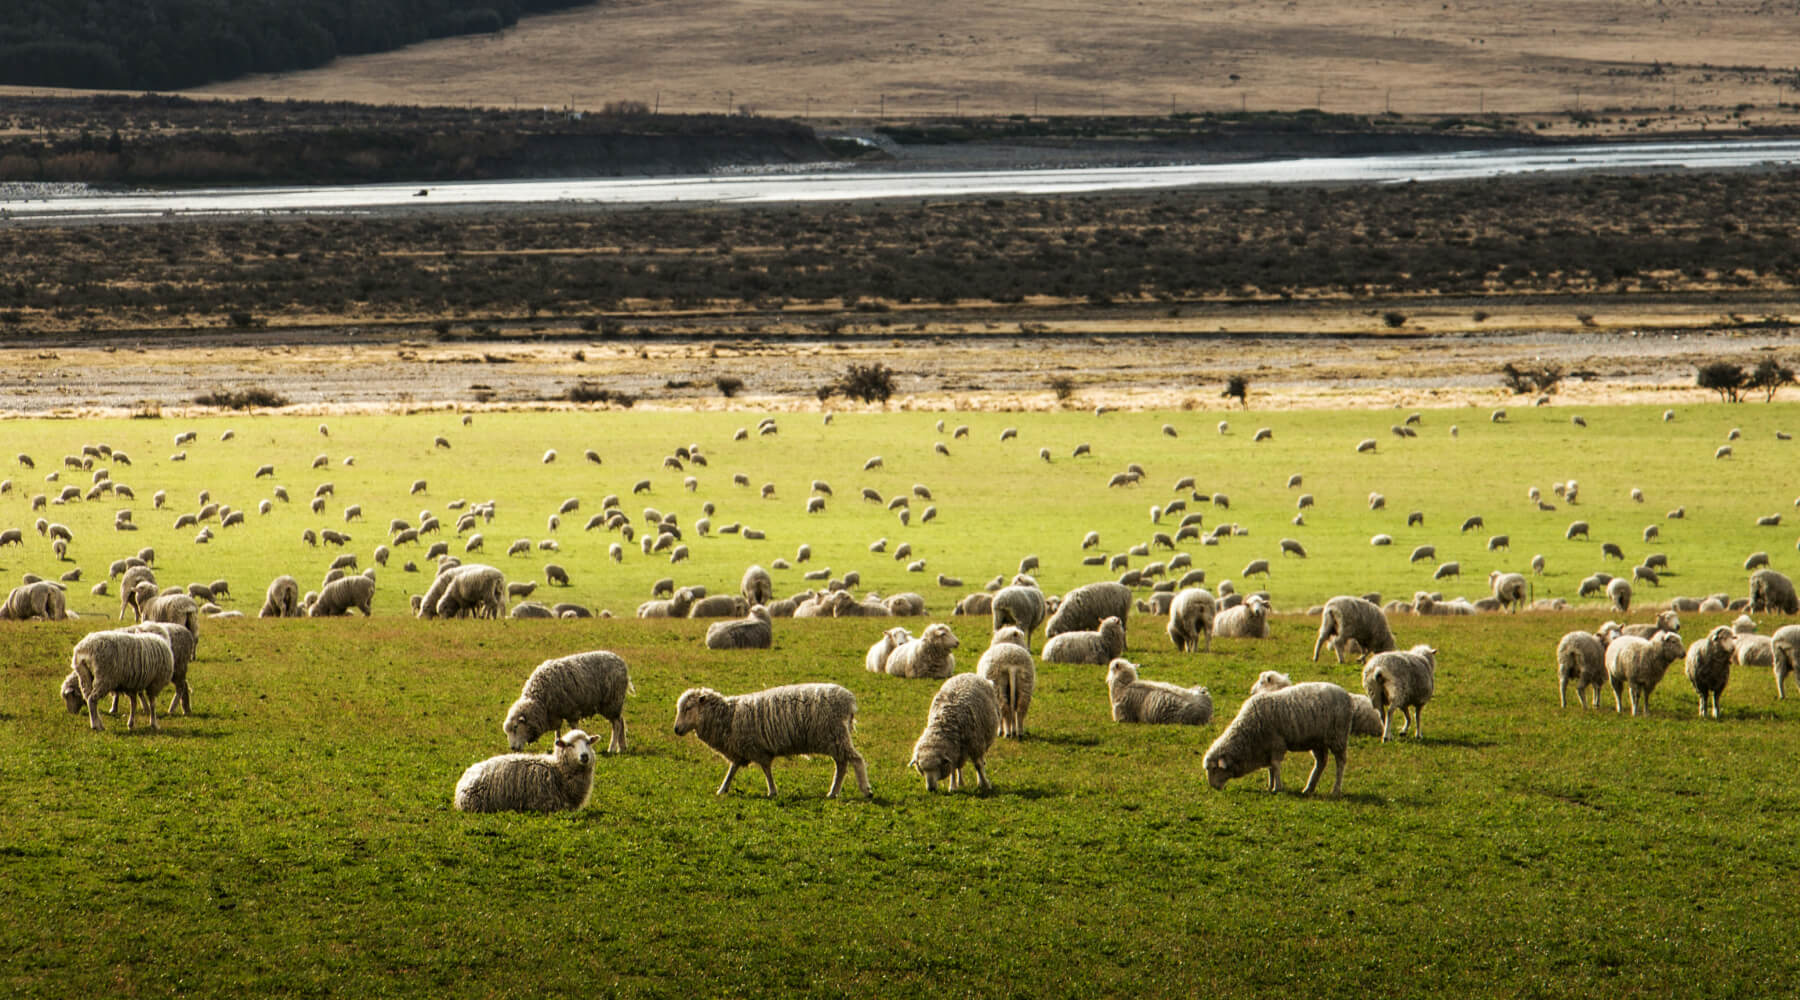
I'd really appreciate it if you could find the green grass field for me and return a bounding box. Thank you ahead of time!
[5,404,1800,997]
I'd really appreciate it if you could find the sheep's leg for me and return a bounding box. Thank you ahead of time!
[1311,623,1331,662]
[1558,678,1569,709]
[715,762,741,795]
[758,762,778,798]
[123,690,139,729]
[1329,747,1345,797]
[1410,706,1422,739]
[143,693,159,732]
[970,757,992,793]
[947,766,962,791]
[1300,749,1329,796]
[106,691,120,715]
[1379,709,1393,743]
[609,716,627,754]
[86,687,107,732]
[1611,681,1625,713]
[848,752,871,797]
[1266,752,1284,792]
[827,757,848,798]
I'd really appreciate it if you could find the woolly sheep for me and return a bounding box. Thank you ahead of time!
[1566,521,1589,540]
[741,564,774,607]
[706,606,774,650]
[1605,631,1687,715]
[979,626,1035,739]
[1608,577,1633,613]
[884,623,960,679]
[990,584,1048,645]
[1770,625,1800,698]
[1433,561,1461,581]
[1557,624,1622,709]
[1246,671,1384,737]
[1489,571,1527,613]
[1684,625,1737,719]
[453,730,597,813]
[1,580,67,620]
[865,626,916,673]
[909,673,1002,793]
[1106,658,1213,726]
[1311,595,1396,663]
[1166,587,1216,653]
[427,564,506,619]
[508,602,556,619]
[122,621,196,716]
[1213,595,1271,639]
[1203,682,1353,796]
[504,650,632,752]
[141,592,200,644]
[1620,610,1680,639]
[1361,644,1437,741]
[1749,568,1799,614]
[258,575,302,618]
[689,594,748,618]
[1042,616,1127,665]
[1044,581,1131,643]
[68,629,175,732]
[673,683,870,798]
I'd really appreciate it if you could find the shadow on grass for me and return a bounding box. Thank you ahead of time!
[1021,732,1103,748]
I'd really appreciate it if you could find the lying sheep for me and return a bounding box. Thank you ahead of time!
[1213,595,1271,639]
[706,606,774,650]
[1311,595,1395,663]
[865,626,915,673]
[68,629,175,732]
[310,574,375,617]
[1605,631,1687,716]
[689,594,748,618]
[453,730,598,813]
[673,683,870,798]
[1042,615,1127,665]
[884,623,959,679]
[1620,610,1681,639]
[1166,587,1216,653]
[1749,568,1799,615]
[1204,682,1354,796]
[1770,624,1800,698]
[1557,624,1623,709]
[1684,625,1737,719]
[504,650,633,752]
[1044,581,1131,644]
[978,626,1035,739]
[1106,658,1213,725]
[909,673,1002,792]
[1361,645,1437,741]
[1246,671,1385,736]
[954,592,995,617]
[1489,571,1527,613]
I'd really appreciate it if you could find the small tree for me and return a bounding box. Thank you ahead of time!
[1222,374,1250,408]
[823,362,896,404]
[1750,357,1795,402]
[1500,362,1564,396]
[716,375,745,398]
[1697,362,1747,403]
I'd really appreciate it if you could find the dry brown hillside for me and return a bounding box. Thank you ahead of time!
[183,0,1800,124]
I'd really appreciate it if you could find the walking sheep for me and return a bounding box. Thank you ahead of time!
[673,683,871,798]
[978,626,1035,739]
[1361,645,1437,741]
[1106,658,1213,725]
[1213,595,1271,639]
[706,606,774,650]
[1557,624,1622,709]
[1311,595,1396,663]
[453,730,598,813]
[1044,581,1131,644]
[1608,577,1633,614]
[68,629,175,732]
[1203,682,1354,796]
[1684,625,1736,719]
[884,623,960,679]
[504,650,633,752]
[1166,587,1216,652]
[1749,568,1799,614]
[1042,615,1127,665]
[1605,631,1687,715]
[909,673,1002,792]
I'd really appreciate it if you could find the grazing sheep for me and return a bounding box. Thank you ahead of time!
[884,623,960,679]
[1044,581,1131,642]
[1311,595,1395,663]
[706,606,774,650]
[1433,562,1461,581]
[1460,516,1483,533]
[453,730,597,813]
[68,629,175,732]
[1749,568,1800,614]
[741,564,774,607]
[1566,521,1590,540]
[909,673,1002,792]
[979,626,1035,739]
[140,591,200,644]
[1746,551,1771,572]
[1204,682,1353,795]
[1247,671,1385,737]
[1106,658,1213,725]
[1,580,68,620]
[1684,626,1737,719]
[1487,534,1510,552]
[1608,577,1633,613]
[503,650,633,752]
[1557,624,1622,709]
[121,621,197,716]
[310,574,375,616]
[1361,645,1437,741]
[1166,587,1216,652]
[1042,615,1127,665]
[990,583,1048,645]
[1213,595,1271,639]
[673,683,870,798]
[1605,631,1687,715]
[419,564,505,620]
[1355,439,1377,454]
[1489,571,1528,613]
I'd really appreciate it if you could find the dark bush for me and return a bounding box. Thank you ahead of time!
[193,387,290,409]
[1222,375,1250,407]
[823,362,897,404]
[1750,357,1795,402]
[716,376,745,398]
[1697,362,1747,403]
[1382,311,1407,329]
[1499,362,1563,395]
[564,382,634,406]
[1049,376,1076,401]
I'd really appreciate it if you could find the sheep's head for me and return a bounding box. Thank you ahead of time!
[1707,625,1737,653]
[925,624,959,650]
[1202,751,1241,791]
[1248,670,1292,696]
[990,626,1027,650]
[503,697,546,751]
[673,688,723,736]
[909,749,952,792]
[1105,658,1139,691]
[1655,631,1686,661]
[60,671,84,713]
[555,730,594,768]
[1412,644,1439,664]
[1657,610,1681,633]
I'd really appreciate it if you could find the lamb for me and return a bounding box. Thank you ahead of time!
[453,730,598,813]
[672,683,870,798]
[1213,595,1271,639]
[954,592,994,617]
[123,621,197,715]
[883,623,960,679]
[503,650,633,752]
[1246,671,1385,737]
[741,564,774,607]
[1683,625,1737,719]
[1041,615,1127,665]
[310,574,375,616]
[1489,570,1528,613]
[1166,587,1216,652]
[1203,682,1354,796]
[1605,631,1687,715]
[865,626,916,673]
[67,629,175,732]
[1043,581,1131,644]
[1361,644,1437,741]
[1770,624,1800,698]
[705,606,774,650]
[1749,568,1799,614]
[1310,595,1396,663]
[909,673,1002,792]
[978,626,1035,739]
[1106,658,1213,725]
[990,583,1048,645]
[1557,624,1622,709]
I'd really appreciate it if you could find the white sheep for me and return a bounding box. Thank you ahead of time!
[1213,595,1271,639]
[1106,658,1213,725]
[1165,587,1216,653]
[1605,631,1687,715]
[122,621,196,716]
[1684,625,1737,719]
[1247,671,1385,737]
[1556,624,1622,709]
[424,563,505,619]
[1042,615,1127,665]
[1769,624,1800,698]
[67,629,175,732]
[990,583,1048,646]
[310,574,375,616]
[909,673,1002,792]
[865,626,916,674]
[978,626,1035,739]
[1361,644,1437,741]
[1311,595,1395,663]
[884,623,960,678]
[1489,571,1527,613]
[453,730,597,813]
[1203,682,1354,796]
[673,683,870,798]
[705,606,774,650]
[504,650,633,752]
[1044,581,1132,643]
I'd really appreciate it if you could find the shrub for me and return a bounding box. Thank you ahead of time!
[1382,311,1407,329]
[1697,362,1747,403]
[564,382,634,407]
[1222,375,1250,407]
[716,375,745,398]
[1049,376,1076,401]
[1750,357,1795,402]
[228,310,260,329]
[193,387,290,409]
[823,362,897,404]
[1499,362,1563,396]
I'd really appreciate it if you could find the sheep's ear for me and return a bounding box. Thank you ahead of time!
[554,736,568,748]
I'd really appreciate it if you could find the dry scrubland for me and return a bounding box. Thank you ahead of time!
[184,0,1800,129]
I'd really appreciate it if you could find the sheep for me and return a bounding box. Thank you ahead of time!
[1355,439,1377,454]
[545,564,569,587]
[1605,631,1687,715]
[1372,534,1394,547]
[1749,568,1799,614]
[1,580,67,620]
[140,592,200,644]
[1620,610,1681,639]
[1684,626,1737,719]
[1044,581,1131,643]
[1106,658,1213,725]
[121,621,196,716]
[67,629,175,732]
[1246,671,1385,737]
[673,683,870,798]
[979,626,1035,739]
[1041,615,1127,665]
[909,673,1002,793]
[1433,561,1461,581]
[990,583,1048,645]
[453,730,598,813]
[1361,645,1437,741]
[255,574,302,618]
[508,602,557,619]
[1213,595,1271,639]
[1489,571,1528,613]
[689,594,748,618]
[1770,624,1800,698]
[884,623,960,679]
[503,650,633,752]
[1166,587,1216,653]
[1311,595,1396,663]
[865,626,916,674]
[1203,682,1353,795]
[1608,577,1633,613]
[706,606,774,650]
[1746,551,1771,572]
[741,564,774,607]
[1566,521,1590,540]
[1557,624,1622,709]
[310,574,375,616]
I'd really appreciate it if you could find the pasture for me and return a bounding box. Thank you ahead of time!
[5,403,1800,997]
